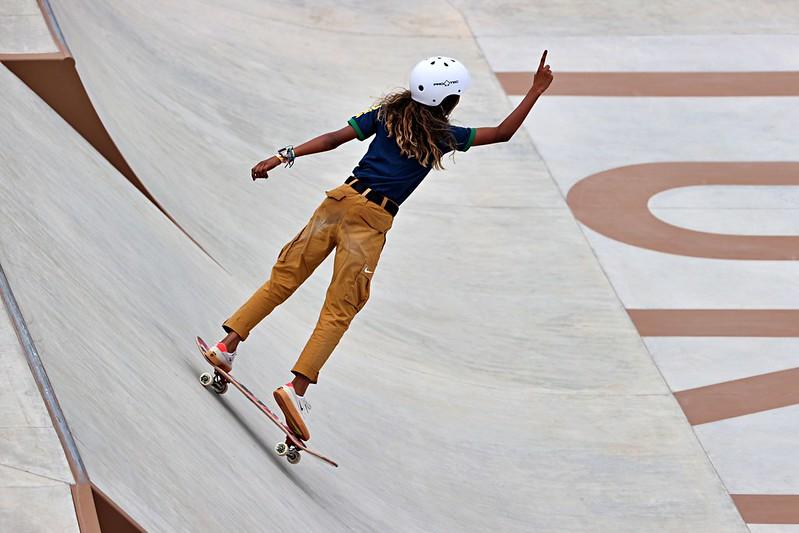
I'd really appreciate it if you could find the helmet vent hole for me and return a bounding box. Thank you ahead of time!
[430,61,435,65]
[418,85,424,91]
[433,99,436,102]
[444,62,449,66]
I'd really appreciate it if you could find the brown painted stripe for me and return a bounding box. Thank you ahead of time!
[567,162,799,260]
[496,71,799,96]
[70,483,101,533]
[674,367,799,425]
[628,309,799,337]
[630,309,799,423]
[732,494,799,524]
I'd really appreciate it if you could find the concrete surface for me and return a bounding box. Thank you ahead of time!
[750,526,799,533]
[646,337,799,391]
[454,0,799,36]
[695,406,799,493]
[2,0,784,531]
[0,292,77,532]
[651,186,799,236]
[0,0,57,54]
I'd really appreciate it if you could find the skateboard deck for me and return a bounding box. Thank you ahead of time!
[196,336,338,468]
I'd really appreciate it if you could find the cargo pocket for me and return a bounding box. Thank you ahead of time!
[277,227,305,262]
[345,269,372,311]
[325,187,348,201]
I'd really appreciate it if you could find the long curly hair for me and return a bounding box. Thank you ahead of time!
[376,90,460,170]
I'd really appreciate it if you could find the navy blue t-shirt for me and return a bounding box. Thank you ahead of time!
[347,106,475,205]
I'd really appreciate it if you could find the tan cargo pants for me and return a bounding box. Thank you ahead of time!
[223,183,393,383]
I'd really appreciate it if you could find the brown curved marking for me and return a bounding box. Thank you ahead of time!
[731,495,799,524]
[567,162,799,260]
[496,71,799,96]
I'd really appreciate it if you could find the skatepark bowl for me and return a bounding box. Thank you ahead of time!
[2,1,798,531]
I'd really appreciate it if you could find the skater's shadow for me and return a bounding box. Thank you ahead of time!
[183,359,321,499]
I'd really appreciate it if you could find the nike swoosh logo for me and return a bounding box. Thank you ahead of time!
[364,266,374,274]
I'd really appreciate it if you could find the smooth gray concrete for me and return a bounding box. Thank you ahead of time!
[453,0,799,35]
[651,186,799,236]
[750,525,799,533]
[646,337,799,391]
[696,406,799,493]
[478,34,799,72]
[0,1,751,531]
[0,0,57,54]
[0,291,77,532]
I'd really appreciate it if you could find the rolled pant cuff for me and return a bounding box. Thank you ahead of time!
[291,363,319,384]
[222,318,251,341]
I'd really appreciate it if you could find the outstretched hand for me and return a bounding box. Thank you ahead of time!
[251,156,281,181]
[531,50,553,94]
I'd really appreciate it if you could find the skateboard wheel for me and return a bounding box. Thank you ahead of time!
[286,451,301,465]
[212,381,228,395]
[274,442,288,456]
[199,372,213,386]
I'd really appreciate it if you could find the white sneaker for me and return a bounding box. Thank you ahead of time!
[273,383,311,441]
[204,342,236,372]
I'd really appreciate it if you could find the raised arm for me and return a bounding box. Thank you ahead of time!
[472,50,553,147]
[251,125,357,180]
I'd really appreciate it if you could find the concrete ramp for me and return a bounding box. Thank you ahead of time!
[0,1,746,530]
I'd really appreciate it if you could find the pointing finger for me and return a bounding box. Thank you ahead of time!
[538,50,548,71]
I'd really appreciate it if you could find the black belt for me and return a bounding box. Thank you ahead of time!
[345,177,399,217]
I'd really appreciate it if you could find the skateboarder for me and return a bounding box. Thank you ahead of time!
[204,52,553,441]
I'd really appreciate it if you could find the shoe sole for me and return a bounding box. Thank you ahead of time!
[203,349,232,373]
[273,388,310,441]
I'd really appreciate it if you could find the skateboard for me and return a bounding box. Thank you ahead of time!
[196,336,338,468]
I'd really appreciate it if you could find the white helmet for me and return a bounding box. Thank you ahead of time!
[409,56,470,107]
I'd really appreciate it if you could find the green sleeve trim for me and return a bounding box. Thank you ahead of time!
[462,127,476,152]
[348,117,366,141]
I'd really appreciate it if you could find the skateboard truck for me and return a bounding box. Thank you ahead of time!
[199,370,228,395]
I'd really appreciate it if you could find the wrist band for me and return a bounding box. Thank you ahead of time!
[277,145,295,168]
